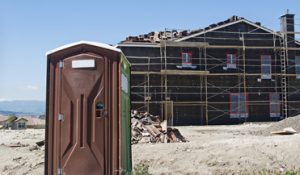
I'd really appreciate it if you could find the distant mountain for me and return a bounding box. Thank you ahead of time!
[0,100,45,116]
[0,110,34,116]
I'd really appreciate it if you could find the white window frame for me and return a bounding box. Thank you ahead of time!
[18,122,26,129]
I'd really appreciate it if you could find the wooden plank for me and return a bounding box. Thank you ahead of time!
[161,41,209,47]
[160,70,209,75]
[287,32,300,34]
[131,71,300,76]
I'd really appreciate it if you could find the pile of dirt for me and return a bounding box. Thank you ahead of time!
[253,115,300,136]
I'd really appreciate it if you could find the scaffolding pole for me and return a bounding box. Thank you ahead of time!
[204,30,209,125]
[129,28,300,124]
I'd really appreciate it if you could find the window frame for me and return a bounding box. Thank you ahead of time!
[261,55,272,79]
[18,122,26,129]
[269,93,281,118]
[229,93,248,118]
[226,54,237,69]
[181,52,192,64]
[295,56,300,79]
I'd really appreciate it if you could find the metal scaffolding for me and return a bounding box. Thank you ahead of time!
[128,27,300,125]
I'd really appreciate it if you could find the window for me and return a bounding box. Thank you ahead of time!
[227,54,237,69]
[121,73,129,93]
[181,52,192,65]
[18,122,26,129]
[295,56,300,79]
[177,52,197,69]
[230,93,248,118]
[270,93,281,117]
[261,55,271,79]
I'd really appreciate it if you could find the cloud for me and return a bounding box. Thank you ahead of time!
[0,98,9,102]
[26,85,39,91]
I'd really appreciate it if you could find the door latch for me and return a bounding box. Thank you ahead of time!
[58,114,64,121]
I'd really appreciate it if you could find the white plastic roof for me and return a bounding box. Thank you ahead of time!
[46,41,121,56]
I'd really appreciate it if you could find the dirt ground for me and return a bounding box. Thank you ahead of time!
[0,129,44,175]
[0,123,299,175]
[132,123,300,175]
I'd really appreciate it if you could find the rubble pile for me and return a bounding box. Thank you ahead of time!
[131,110,188,144]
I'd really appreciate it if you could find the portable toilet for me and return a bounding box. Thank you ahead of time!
[45,41,132,175]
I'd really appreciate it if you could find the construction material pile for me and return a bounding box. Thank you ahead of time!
[121,16,243,43]
[131,110,188,144]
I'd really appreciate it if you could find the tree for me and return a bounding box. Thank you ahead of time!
[7,115,17,123]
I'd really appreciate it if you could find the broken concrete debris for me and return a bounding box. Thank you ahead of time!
[131,110,188,144]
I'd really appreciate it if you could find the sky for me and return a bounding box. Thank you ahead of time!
[0,0,299,101]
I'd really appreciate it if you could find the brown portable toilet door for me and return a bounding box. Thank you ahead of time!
[56,53,108,175]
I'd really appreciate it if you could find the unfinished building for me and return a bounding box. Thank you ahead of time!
[118,13,300,125]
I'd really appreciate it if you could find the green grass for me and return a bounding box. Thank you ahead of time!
[132,161,151,175]
[258,169,300,175]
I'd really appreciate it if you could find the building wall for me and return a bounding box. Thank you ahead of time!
[119,22,300,125]
[12,121,27,130]
[0,121,8,128]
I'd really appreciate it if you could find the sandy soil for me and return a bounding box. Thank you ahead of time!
[0,123,299,175]
[132,123,300,175]
[0,129,44,175]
